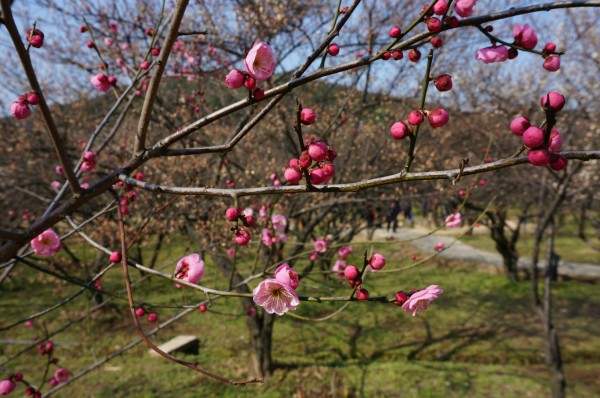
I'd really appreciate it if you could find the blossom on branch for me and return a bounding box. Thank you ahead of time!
[454,0,477,18]
[174,253,205,287]
[445,213,462,228]
[514,24,538,50]
[402,285,444,316]
[244,41,276,81]
[253,278,300,315]
[31,229,62,256]
[475,45,508,64]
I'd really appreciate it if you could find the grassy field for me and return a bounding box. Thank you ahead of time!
[1,238,600,397]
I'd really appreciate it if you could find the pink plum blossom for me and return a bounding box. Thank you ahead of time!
[26,28,44,48]
[475,45,508,64]
[313,238,328,253]
[338,246,353,260]
[543,56,560,72]
[90,73,111,92]
[433,0,448,15]
[402,285,444,316]
[513,24,538,50]
[227,247,236,257]
[225,69,245,88]
[244,41,276,81]
[390,121,411,139]
[445,213,462,228]
[50,180,62,192]
[434,242,445,251]
[300,108,316,125]
[31,229,62,256]
[509,116,530,136]
[81,151,97,172]
[369,253,386,271]
[0,379,16,395]
[309,252,319,261]
[332,260,346,277]
[234,228,251,246]
[454,0,477,18]
[174,253,204,286]
[253,278,300,315]
[11,101,31,120]
[262,228,276,247]
[427,108,449,128]
[54,368,69,383]
[271,214,287,232]
[274,263,299,289]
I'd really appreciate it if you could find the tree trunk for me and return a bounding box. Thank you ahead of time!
[209,252,275,378]
[246,312,275,378]
[488,210,520,281]
[541,221,566,398]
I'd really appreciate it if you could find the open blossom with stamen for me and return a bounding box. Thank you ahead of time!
[244,41,276,81]
[54,368,69,383]
[271,214,287,232]
[253,278,299,315]
[445,213,462,228]
[174,253,204,287]
[313,238,328,253]
[274,263,299,290]
[402,285,444,316]
[31,229,62,256]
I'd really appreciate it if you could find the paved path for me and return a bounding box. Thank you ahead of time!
[368,228,600,281]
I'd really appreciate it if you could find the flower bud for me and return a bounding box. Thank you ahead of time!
[328,43,340,56]
[369,253,386,270]
[390,121,411,139]
[433,74,452,91]
[225,207,239,221]
[540,92,565,112]
[509,116,530,135]
[407,110,424,125]
[522,126,544,148]
[300,108,316,125]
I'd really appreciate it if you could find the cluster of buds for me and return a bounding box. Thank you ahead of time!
[342,253,387,301]
[115,171,143,215]
[509,92,567,169]
[90,73,117,92]
[225,207,255,246]
[135,306,158,323]
[476,22,560,71]
[225,41,275,100]
[11,92,39,120]
[225,69,265,99]
[80,151,96,173]
[284,139,337,185]
[390,107,449,140]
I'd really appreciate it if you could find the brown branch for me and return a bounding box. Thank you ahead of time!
[120,150,600,198]
[134,0,190,157]
[1,0,81,196]
[114,190,262,385]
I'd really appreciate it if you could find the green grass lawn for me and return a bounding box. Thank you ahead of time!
[2,238,600,397]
